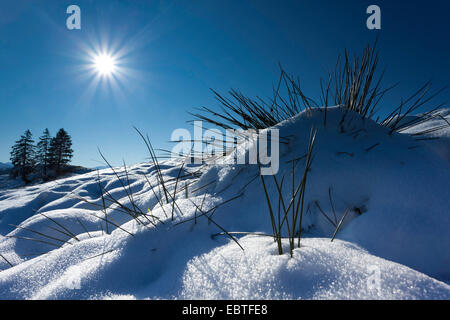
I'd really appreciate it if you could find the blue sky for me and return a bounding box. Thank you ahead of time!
[0,0,449,167]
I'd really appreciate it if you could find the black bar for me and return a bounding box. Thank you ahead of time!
[0,300,446,319]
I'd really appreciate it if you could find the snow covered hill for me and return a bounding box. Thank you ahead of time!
[0,107,449,299]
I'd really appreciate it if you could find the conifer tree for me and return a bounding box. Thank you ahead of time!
[36,128,52,177]
[49,128,73,175]
[10,130,36,182]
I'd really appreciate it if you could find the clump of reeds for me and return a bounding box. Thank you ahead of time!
[259,128,316,256]
[81,129,246,250]
[191,41,447,136]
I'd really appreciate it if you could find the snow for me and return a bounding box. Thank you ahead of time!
[401,108,450,162]
[0,107,449,299]
[181,237,449,300]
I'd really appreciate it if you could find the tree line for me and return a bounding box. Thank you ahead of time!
[10,128,73,182]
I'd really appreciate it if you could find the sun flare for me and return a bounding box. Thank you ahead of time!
[80,41,135,100]
[93,54,117,76]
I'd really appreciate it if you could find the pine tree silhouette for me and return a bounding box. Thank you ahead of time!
[36,128,52,178]
[48,128,73,175]
[10,130,36,182]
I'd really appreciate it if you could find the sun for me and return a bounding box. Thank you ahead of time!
[78,40,138,102]
[93,54,117,76]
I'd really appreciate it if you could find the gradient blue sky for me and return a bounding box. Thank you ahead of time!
[1,0,449,167]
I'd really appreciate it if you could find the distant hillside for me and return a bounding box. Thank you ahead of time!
[0,164,93,190]
[0,162,12,169]
[0,162,12,174]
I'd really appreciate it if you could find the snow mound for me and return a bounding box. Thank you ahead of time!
[195,107,450,279]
